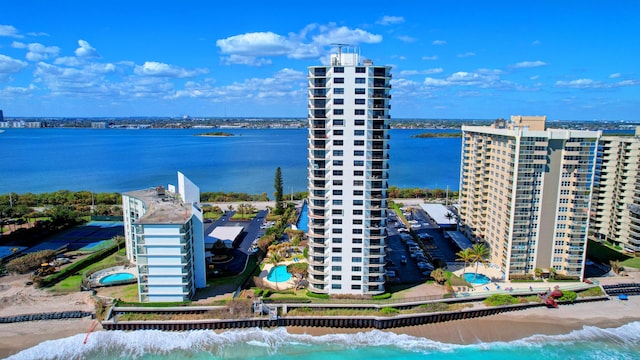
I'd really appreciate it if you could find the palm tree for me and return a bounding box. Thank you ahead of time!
[266,252,283,289]
[455,248,474,276]
[469,243,490,280]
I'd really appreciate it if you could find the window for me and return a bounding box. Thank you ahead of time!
[332,218,342,224]
[352,257,362,263]
[332,150,343,156]
[354,140,365,146]
[334,109,344,115]
[353,209,363,215]
[332,199,342,205]
[355,119,365,126]
[332,209,342,215]
[331,265,342,271]
[351,284,362,290]
[353,180,363,186]
[355,88,366,94]
[354,150,364,156]
[334,130,343,136]
[332,228,342,234]
[331,275,342,280]
[334,77,344,83]
[332,189,343,195]
[356,67,366,73]
[334,98,344,105]
[354,109,365,115]
[353,200,363,206]
[334,67,344,73]
[332,256,342,262]
[353,190,363,196]
[353,229,363,234]
[353,247,362,253]
[352,275,362,281]
[354,130,364,136]
[355,98,366,105]
[354,170,364,176]
[333,160,343,166]
[333,179,343,185]
[331,284,342,289]
[352,266,362,271]
[333,140,343,146]
[334,88,344,94]
[355,77,366,84]
[353,238,362,244]
[354,160,364,166]
[333,238,342,243]
[332,170,343,175]
[353,219,363,225]
[333,247,342,253]
[333,119,344,126]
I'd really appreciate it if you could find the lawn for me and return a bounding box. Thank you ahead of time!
[49,248,128,293]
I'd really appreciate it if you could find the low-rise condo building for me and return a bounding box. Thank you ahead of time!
[590,127,640,254]
[122,172,206,302]
[459,116,600,280]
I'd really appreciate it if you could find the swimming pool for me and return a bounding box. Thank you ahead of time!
[296,201,308,232]
[463,272,491,285]
[267,265,292,282]
[99,272,135,285]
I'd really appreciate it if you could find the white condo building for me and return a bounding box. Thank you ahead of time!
[459,116,600,280]
[590,127,640,253]
[306,48,391,295]
[122,172,206,302]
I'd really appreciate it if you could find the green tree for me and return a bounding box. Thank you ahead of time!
[469,243,490,280]
[431,268,447,284]
[274,167,284,215]
[266,251,283,289]
[455,248,474,276]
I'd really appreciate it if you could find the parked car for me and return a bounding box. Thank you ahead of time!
[386,270,397,278]
[400,255,407,265]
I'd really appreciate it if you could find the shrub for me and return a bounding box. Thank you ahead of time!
[509,274,534,281]
[380,307,399,315]
[558,291,577,302]
[484,294,519,306]
[577,287,604,298]
[253,288,263,296]
[306,290,329,299]
[5,250,56,274]
[372,293,392,300]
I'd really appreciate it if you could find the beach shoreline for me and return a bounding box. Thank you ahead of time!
[3,297,640,357]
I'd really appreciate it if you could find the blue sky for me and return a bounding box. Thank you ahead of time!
[0,1,638,120]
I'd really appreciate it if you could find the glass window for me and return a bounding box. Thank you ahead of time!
[355,98,366,105]
[334,77,344,84]
[332,256,342,262]
[351,284,361,290]
[331,265,341,271]
[355,88,366,94]
[355,67,366,73]
[334,88,344,94]
[334,98,344,105]
[354,160,364,166]
[334,109,344,115]
[331,284,342,289]
[355,78,366,84]
[333,119,344,126]
[334,67,344,73]
[354,109,365,115]
[333,150,343,156]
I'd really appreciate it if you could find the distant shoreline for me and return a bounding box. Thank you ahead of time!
[411,132,462,138]
[195,131,234,137]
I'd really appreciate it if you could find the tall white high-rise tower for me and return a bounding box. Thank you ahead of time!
[307,47,391,295]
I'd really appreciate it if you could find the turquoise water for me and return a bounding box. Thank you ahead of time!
[296,201,308,232]
[0,128,461,194]
[99,272,135,285]
[267,265,292,282]
[8,323,640,359]
[463,273,491,285]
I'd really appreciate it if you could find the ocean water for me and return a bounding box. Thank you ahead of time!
[0,128,461,194]
[8,322,640,360]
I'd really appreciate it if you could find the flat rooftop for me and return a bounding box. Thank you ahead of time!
[124,188,192,224]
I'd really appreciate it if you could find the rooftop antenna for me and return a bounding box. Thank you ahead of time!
[330,43,352,65]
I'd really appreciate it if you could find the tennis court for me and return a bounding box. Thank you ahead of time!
[24,221,124,254]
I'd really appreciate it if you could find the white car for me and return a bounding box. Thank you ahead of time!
[386,270,397,278]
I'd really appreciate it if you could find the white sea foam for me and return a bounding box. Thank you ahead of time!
[7,322,640,360]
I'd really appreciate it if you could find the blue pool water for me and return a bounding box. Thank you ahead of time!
[463,272,491,285]
[296,201,308,232]
[267,265,292,282]
[100,272,135,285]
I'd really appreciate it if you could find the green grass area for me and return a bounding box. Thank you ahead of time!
[587,239,640,269]
[49,247,128,293]
[230,213,257,220]
[622,257,640,269]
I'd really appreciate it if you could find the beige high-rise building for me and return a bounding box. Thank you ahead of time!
[590,127,640,254]
[459,116,601,280]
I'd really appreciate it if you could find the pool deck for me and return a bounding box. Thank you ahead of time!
[261,260,304,290]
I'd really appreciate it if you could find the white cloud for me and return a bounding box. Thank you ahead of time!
[530,75,539,80]
[532,40,541,46]
[422,69,521,90]
[134,61,208,78]
[422,55,438,61]
[12,41,60,61]
[399,68,443,76]
[75,40,100,58]
[0,84,36,96]
[457,52,476,58]
[0,25,22,38]
[376,16,405,26]
[220,55,272,66]
[512,60,547,68]
[216,24,382,65]
[0,54,28,74]
[554,78,640,89]
[397,35,416,43]
[432,40,446,45]
[27,31,49,37]
[609,73,621,79]
[54,56,84,67]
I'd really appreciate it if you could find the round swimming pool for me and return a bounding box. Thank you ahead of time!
[267,265,292,282]
[99,272,135,285]
[463,272,491,285]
